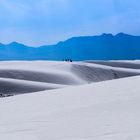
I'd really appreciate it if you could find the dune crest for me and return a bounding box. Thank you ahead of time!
[0,61,140,96]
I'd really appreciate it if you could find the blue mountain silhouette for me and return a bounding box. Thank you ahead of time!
[0,33,140,60]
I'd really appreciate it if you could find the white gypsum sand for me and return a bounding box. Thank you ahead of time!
[0,61,140,95]
[0,61,140,140]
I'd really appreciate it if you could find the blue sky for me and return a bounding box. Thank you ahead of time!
[0,0,139,46]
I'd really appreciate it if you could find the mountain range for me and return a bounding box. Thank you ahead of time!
[0,33,140,60]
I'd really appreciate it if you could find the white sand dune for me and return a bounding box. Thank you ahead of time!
[0,61,140,95]
[0,69,83,85]
[1,74,140,140]
[85,60,140,69]
[71,62,140,83]
[0,78,65,95]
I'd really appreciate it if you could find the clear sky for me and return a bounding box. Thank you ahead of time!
[0,0,139,46]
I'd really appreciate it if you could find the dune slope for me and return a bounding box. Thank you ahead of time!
[0,61,140,95]
[1,75,140,139]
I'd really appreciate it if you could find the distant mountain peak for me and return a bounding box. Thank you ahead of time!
[116,32,130,37]
[6,42,31,49]
[101,33,113,37]
[8,41,23,46]
[102,33,113,36]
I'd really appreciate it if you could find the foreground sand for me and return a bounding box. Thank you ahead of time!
[0,61,140,140]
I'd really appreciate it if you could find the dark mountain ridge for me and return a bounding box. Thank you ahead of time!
[0,33,140,60]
